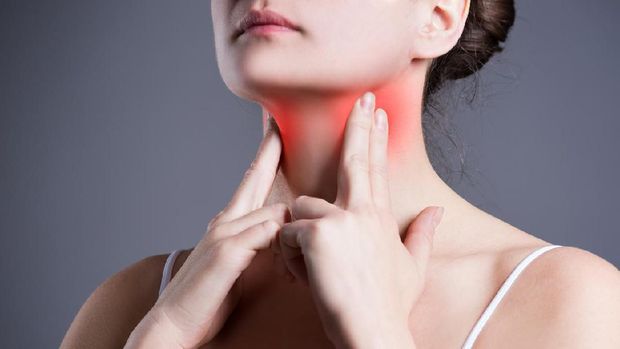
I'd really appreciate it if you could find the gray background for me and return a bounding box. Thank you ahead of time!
[1,0,618,347]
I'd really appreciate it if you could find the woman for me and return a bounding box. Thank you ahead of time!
[61,0,620,348]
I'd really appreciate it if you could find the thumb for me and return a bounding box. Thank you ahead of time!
[403,206,444,270]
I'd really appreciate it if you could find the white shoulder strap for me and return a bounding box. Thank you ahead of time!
[461,244,563,349]
[158,249,183,297]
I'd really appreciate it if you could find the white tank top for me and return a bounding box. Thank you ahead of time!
[158,244,564,348]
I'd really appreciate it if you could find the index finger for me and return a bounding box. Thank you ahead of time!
[336,92,375,208]
[221,115,282,222]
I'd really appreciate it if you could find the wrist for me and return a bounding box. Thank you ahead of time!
[333,313,416,349]
[124,309,184,349]
[360,324,416,349]
[380,325,417,349]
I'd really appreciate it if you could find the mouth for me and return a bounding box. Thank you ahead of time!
[234,9,301,38]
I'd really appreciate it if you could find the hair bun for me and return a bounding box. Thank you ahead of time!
[424,0,516,100]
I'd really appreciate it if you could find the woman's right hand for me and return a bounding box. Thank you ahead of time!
[125,115,289,349]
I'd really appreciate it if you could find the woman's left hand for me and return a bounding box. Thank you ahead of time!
[273,92,444,349]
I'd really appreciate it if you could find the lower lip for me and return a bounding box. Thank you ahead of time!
[242,24,298,36]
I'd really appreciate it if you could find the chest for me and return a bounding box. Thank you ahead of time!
[199,254,334,348]
[196,253,504,349]
[197,281,491,349]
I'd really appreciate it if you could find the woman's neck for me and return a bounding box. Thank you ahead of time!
[261,68,487,257]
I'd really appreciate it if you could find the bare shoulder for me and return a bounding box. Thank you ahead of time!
[535,246,620,338]
[532,245,620,294]
[60,251,178,349]
[482,244,620,348]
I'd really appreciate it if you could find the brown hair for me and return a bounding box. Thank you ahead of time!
[423,0,516,104]
[422,0,516,184]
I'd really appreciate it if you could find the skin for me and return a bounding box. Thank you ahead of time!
[61,0,620,348]
[122,93,437,349]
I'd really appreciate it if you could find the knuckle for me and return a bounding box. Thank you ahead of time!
[308,219,324,233]
[208,208,232,230]
[218,238,238,253]
[372,123,388,137]
[369,164,388,179]
[304,220,330,246]
[207,217,221,231]
[206,220,217,232]
[211,239,237,261]
[350,118,372,132]
[208,224,224,238]
[345,154,368,171]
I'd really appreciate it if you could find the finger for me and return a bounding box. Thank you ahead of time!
[211,203,290,241]
[369,108,391,210]
[279,219,312,286]
[403,206,444,273]
[291,195,335,220]
[221,116,282,222]
[337,92,375,209]
[229,219,282,252]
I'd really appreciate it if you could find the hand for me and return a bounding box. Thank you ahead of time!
[273,92,444,349]
[126,115,290,349]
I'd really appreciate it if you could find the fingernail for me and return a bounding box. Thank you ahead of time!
[431,206,444,229]
[360,92,374,112]
[375,109,387,130]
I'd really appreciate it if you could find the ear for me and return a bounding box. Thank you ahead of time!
[409,0,471,59]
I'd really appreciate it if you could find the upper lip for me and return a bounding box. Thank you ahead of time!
[235,9,300,37]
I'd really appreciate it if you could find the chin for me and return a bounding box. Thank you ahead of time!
[222,64,321,101]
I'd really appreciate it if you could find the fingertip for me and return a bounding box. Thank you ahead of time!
[430,206,444,229]
[360,91,375,111]
[374,108,387,130]
[265,220,280,231]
